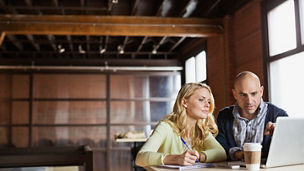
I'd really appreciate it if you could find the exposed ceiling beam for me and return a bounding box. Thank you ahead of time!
[152,36,167,54]
[0,58,181,67]
[136,36,147,52]
[0,0,5,7]
[26,34,40,51]
[0,43,6,51]
[107,0,113,12]
[66,35,74,52]
[156,0,168,17]
[104,36,109,50]
[47,35,56,51]
[52,0,59,7]
[25,0,32,7]
[153,0,190,56]
[131,0,140,15]
[6,35,23,50]
[169,36,186,52]
[0,15,223,37]
[204,0,221,16]
[0,32,5,45]
[86,36,90,52]
[80,0,85,7]
[0,51,176,56]
[121,36,129,51]
[179,0,198,18]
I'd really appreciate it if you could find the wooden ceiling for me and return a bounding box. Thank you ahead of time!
[0,0,250,67]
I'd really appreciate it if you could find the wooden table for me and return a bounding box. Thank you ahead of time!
[115,138,147,171]
[0,146,93,171]
[145,163,304,171]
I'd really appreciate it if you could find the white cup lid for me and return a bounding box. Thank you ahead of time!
[243,143,262,151]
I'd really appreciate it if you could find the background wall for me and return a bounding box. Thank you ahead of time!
[208,0,265,117]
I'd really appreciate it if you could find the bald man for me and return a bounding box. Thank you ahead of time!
[216,71,288,161]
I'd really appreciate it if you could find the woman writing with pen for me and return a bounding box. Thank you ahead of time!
[135,83,227,167]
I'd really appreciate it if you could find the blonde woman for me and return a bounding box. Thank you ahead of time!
[135,83,226,167]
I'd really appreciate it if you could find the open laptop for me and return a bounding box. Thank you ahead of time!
[261,117,304,168]
[229,117,304,168]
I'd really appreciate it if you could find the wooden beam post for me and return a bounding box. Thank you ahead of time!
[0,15,223,37]
[0,32,5,45]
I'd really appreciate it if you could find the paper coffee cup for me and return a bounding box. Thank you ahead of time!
[243,143,262,170]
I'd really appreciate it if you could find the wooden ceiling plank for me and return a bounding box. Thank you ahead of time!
[0,15,223,37]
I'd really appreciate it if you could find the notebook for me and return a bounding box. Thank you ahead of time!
[160,163,215,170]
[261,117,304,168]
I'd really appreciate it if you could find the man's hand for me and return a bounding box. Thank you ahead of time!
[264,122,275,135]
[163,150,200,165]
[234,150,244,160]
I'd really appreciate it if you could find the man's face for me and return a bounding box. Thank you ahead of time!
[232,76,264,116]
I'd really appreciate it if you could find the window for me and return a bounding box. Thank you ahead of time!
[0,71,181,171]
[185,51,207,83]
[265,0,304,117]
[267,0,296,56]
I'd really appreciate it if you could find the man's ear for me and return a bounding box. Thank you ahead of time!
[260,85,264,97]
[232,89,237,100]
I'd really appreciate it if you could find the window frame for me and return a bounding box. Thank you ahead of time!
[262,0,303,100]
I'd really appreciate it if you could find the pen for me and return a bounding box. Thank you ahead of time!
[181,137,200,163]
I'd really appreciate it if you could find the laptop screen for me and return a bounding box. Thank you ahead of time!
[265,117,304,167]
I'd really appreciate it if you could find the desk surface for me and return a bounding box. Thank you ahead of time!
[145,163,304,171]
[114,138,147,142]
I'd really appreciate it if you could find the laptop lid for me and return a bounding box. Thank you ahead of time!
[265,117,304,168]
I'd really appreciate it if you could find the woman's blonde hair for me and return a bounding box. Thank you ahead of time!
[163,82,218,149]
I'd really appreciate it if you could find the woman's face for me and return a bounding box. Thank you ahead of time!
[183,87,211,121]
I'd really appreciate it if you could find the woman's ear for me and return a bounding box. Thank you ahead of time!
[182,98,188,108]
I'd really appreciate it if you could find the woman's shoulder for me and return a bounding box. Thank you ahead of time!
[157,121,173,130]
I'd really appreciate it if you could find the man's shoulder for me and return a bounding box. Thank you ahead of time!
[265,102,288,117]
[219,105,235,114]
[217,105,235,119]
[265,102,286,112]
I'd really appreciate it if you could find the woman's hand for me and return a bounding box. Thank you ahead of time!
[164,150,200,165]
[199,152,206,162]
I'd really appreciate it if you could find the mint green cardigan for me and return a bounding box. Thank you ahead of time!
[135,121,227,167]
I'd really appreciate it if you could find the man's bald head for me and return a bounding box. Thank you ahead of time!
[234,71,261,89]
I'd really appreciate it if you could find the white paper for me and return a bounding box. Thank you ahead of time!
[160,163,215,170]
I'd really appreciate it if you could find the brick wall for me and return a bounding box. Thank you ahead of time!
[208,0,265,117]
